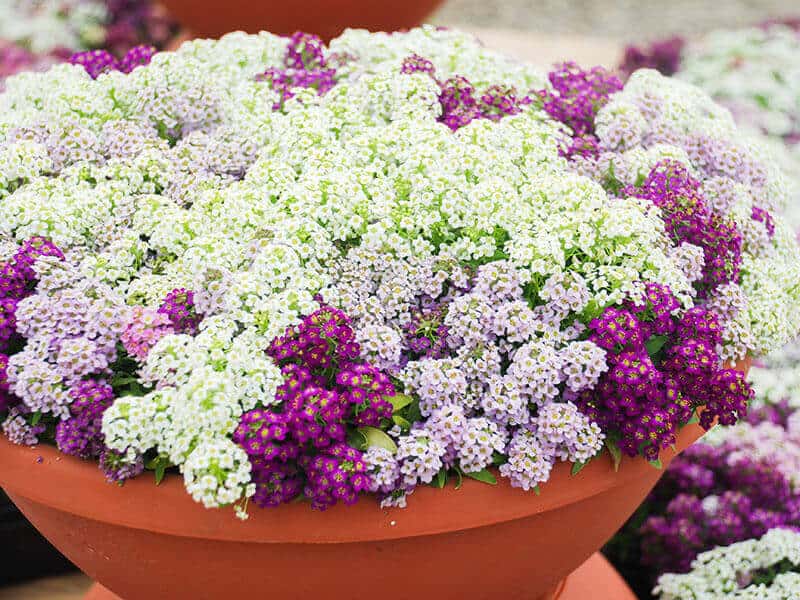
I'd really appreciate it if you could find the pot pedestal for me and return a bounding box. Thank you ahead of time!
[83,553,635,600]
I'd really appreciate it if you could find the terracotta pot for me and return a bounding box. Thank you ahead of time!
[157,0,445,41]
[0,420,703,600]
[82,552,637,600]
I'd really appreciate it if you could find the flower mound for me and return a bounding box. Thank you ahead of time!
[0,27,798,516]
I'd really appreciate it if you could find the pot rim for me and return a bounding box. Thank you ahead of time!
[0,421,702,544]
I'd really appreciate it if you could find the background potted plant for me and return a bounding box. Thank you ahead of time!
[158,0,445,40]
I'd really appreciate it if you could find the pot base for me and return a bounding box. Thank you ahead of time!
[83,553,635,600]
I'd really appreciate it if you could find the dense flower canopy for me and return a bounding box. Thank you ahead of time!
[0,27,799,515]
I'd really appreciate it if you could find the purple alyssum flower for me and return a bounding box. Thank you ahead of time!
[69,45,156,79]
[234,304,395,510]
[535,62,623,158]
[55,380,115,459]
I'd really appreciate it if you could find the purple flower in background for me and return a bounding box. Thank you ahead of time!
[620,37,686,78]
[103,0,177,56]
[608,403,800,584]
[69,49,119,79]
[119,45,156,74]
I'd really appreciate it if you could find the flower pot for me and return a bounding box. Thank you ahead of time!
[0,419,705,600]
[158,0,445,41]
[82,553,637,600]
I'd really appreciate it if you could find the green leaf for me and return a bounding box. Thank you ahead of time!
[358,426,398,453]
[571,461,588,476]
[533,485,541,496]
[648,459,663,470]
[491,451,507,466]
[645,335,668,358]
[605,440,622,472]
[29,411,42,427]
[145,455,173,485]
[685,414,700,426]
[432,467,447,489]
[347,429,368,451]
[388,394,414,413]
[454,468,463,490]
[391,415,411,431]
[464,468,497,485]
[154,462,167,485]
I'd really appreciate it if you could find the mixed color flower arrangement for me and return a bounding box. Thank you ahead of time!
[621,21,800,168]
[0,26,799,517]
[0,0,175,88]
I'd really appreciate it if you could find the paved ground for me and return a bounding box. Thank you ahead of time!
[470,28,620,69]
[435,0,797,41]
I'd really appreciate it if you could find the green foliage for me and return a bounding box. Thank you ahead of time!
[464,468,497,485]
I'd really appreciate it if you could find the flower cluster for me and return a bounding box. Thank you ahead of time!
[584,65,800,358]
[69,45,156,79]
[0,27,795,516]
[575,285,752,461]
[233,305,392,510]
[55,380,114,459]
[623,161,743,295]
[536,62,623,158]
[257,32,337,110]
[0,42,67,90]
[655,528,800,599]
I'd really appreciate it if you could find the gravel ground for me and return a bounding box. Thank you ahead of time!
[433,0,797,42]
